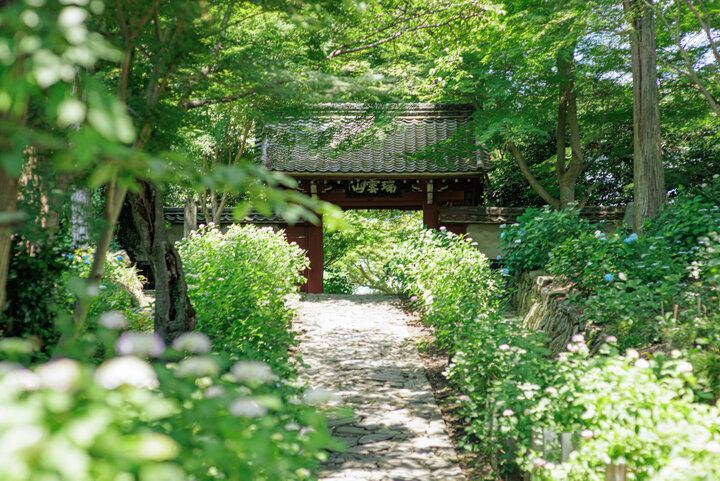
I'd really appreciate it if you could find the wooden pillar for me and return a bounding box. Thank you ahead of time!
[422,180,439,229]
[307,216,323,293]
[423,202,439,229]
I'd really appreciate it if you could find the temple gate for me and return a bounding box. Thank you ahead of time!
[260,103,491,293]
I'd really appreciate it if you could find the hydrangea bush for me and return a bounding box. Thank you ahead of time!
[498,207,595,275]
[61,248,151,332]
[0,325,337,481]
[387,214,720,480]
[177,224,309,371]
[385,226,499,351]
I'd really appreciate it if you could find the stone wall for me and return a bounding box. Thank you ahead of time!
[511,271,584,357]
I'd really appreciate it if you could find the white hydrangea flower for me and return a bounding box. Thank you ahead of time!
[580,429,594,439]
[204,385,225,399]
[676,361,694,374]
[605,335,618,344]
[1,368,40,392]
[502,409,514,417]
[99,310,128,330]
[115,332,166,358]
[36,358,82,392]
[1,425,44,454]
[634,359,650,369]
[668,458,691,470]
[174,357,220,378]
[626,349,640,359]
[232,361,276,384]
[499,344,510,351]
[571,334,585,343]
[705,441,720,454]
[171,332,212,354]
[94,356,159,390]
[229,397,267,418]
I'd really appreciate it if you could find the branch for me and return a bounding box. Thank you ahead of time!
[653,0,720,117]
[506,140,561,209]
[682,0,720,68]
[182,91,256,110]
[327,13,483,58]
[578,155,625,210]
[330,1,478,54]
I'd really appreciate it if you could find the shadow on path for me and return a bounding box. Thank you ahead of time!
[296,294,466,481]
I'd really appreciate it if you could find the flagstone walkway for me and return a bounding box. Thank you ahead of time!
[296,294,466,481]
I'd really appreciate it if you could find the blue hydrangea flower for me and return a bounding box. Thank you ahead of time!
[82,254,89,259]
[84,259,91,265]
[67,254,73,260]
[623,233,639,243]
[500,232,505,238]
[496,255,502,260]
[501,268,509,275]
[604,273,614,282]
[116,255,123,261]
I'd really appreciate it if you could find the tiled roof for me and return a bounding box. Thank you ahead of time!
[164,208,284,225]
[258,103,489,175]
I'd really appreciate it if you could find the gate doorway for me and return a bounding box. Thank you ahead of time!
[262,104,491,293]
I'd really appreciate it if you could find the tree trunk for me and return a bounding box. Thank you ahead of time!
[0,167,19,312]
[624,0,665,232]
[556,50,584,209]
[184,197,197,236]
[71,188,92,248]
[131,181,196,343]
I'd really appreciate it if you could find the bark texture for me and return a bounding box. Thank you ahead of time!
[624,0,665,232]
[70,188,92,248]
[0,167,19,312]
[131,181,196,343]
[184,197,197,236]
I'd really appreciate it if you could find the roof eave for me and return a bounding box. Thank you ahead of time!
[277,171,489,180]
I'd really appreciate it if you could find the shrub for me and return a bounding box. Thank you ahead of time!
[1,246,151,358]
[0,326,337,481]
[644,179,720,249]
[61,248,151,332]
[544,179,720,351]
[323,267,353,294]
[522,345,720,481]
[177,224,309,371]
[385,227,499,351]
[499,207,595,274]
[447,311,552,470]
[1,245,69,350]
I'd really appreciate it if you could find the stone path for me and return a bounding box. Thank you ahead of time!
[296,294,466,481]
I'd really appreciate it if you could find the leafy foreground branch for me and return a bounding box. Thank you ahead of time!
[0,225,340,481]
[385,223,720,480]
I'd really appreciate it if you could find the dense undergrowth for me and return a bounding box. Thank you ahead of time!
[0,224,336,481]
[386,181,720,480]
